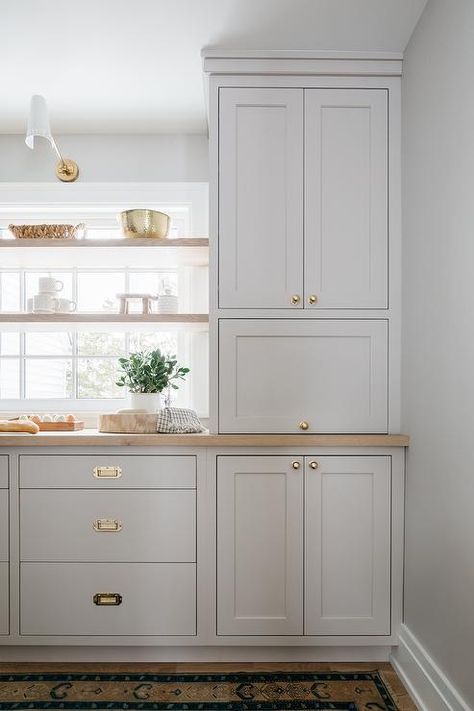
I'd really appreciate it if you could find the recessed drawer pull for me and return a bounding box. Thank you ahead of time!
[93,466,122,479]
[93,592,122,606]
[93,518,122,532]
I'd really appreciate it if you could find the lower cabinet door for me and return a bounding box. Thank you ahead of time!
[217,456,303,635]
[219,319,388,433]
[305,456,391,635]
[0,491,8,562]
[0,563,8,634]
[20,563,196,636]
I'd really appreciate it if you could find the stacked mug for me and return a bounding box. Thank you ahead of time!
[27,277,77,314]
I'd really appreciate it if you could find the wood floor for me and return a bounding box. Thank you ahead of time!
[0,662,417,710]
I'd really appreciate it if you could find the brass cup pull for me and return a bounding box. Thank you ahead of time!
[307,295,318,305]
[291,460,301,470]
[93,592,122,606]
[299,421,309,431]
[93,466,122,479]
[93,519,122,532]
[309,460,319,470]
[291,294,301,305]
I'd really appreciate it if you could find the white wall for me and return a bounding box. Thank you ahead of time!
[0,134,209,182]
[402,0,474,705]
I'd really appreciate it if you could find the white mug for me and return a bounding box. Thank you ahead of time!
[33,293,57,313]
[38,277,63,293]
[55,298,77,313]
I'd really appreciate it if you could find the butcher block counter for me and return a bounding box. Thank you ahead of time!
[0,430,409,447]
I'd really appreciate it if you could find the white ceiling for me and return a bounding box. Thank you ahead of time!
[2,0,427,135]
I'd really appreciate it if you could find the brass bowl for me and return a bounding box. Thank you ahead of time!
[119,209,170,239]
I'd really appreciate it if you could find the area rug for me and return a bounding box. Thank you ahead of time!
[0,670,399,710]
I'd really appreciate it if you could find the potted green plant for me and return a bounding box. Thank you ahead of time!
[116,349,190,412]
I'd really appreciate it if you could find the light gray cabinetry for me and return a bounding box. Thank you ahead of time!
[0,456,8,635]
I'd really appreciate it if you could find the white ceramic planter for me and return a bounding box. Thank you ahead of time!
[129,392,162,413]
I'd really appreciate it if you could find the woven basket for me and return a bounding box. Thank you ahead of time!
[8,223,86,240]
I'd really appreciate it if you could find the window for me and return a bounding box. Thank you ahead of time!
[0,184,209,417]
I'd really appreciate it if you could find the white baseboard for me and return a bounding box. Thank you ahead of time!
[390,625,471,711]
[0,645,391,663]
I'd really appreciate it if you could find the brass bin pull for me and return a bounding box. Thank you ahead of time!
[93,466,122,479]
[93,593,123,606]
[93,519,122,532]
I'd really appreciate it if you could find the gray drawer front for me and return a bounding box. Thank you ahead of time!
[21,562,196,636]
[0,457,8,488]
[20,455,196,489]
[0,563,7,634]
[21,489,196,563]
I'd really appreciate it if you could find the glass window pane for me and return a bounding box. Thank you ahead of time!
[25,332,73,356]
[0,272,20,311]
[78,332,126,357]
[77,358,123,399]
[25,359,72,398]
[0,359,20,398]
[77,272,125,312]
[0,333,20,356]
[25,272,73,302]
[129,331,178,355]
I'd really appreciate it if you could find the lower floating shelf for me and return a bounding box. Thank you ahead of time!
[0,313,208,324]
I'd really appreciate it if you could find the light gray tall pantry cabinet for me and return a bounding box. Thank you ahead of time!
[204,51,405,641]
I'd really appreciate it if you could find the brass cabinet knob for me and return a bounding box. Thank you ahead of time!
[291,294,301,305]
[309,460,319,470]
[298,421,309,431]
[291,460,301,469]
[307,295,318,305]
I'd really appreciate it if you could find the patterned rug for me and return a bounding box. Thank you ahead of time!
[0,670,399,710]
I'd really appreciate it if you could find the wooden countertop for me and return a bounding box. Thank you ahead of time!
[0,431,409,447]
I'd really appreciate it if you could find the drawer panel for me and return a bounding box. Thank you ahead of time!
[21,490,196,562]
[0,456,8,488]
[20,455,196,489]
[0,491,8,561]
[0,563,8,634]
[21,563,196,636]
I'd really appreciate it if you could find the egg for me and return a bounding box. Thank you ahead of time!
[30,415,41,424]
[66,414,76,422]
[54,414,66,422]
[42,414,53,422]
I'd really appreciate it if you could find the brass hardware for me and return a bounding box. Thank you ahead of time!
[93,519,122,532]
[56,158,79,183]
[120,209,170,239]
[299,421,309,431]
[93,592,122,606]
[291,294,301,305]
[93,466,122,479]
[291,460,301,470]
[307,295,318,305]
[309,460,319,470]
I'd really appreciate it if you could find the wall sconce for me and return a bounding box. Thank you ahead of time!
[25,95,79,183]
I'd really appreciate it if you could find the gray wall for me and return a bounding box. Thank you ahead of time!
[0,134,209,182]
[402,0,474,704]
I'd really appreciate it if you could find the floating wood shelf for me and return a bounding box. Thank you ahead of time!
[0,313,208,324]
[0,238,209,248]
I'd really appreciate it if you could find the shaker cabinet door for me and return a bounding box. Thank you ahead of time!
[219,319,388,433]
[304,89,388,308]
[217,456,303,635]
[305,456,391,635]
[219,88,304,309]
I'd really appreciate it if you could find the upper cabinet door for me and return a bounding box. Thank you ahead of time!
[219,88,304,309]
[304,89,388,309]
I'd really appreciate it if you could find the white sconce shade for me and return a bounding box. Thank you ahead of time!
[25,95,55,150]
[24,94,79,182]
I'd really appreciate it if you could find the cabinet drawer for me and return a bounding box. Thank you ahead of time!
[21,563,196,636]
[0,491,8,561]
[21,489,195,562]
[20,455,196,489]
[219,319,388,433]
[0,563,8,634]
[0,456,8,488]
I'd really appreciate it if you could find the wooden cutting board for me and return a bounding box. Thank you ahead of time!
[98,413,158,434]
